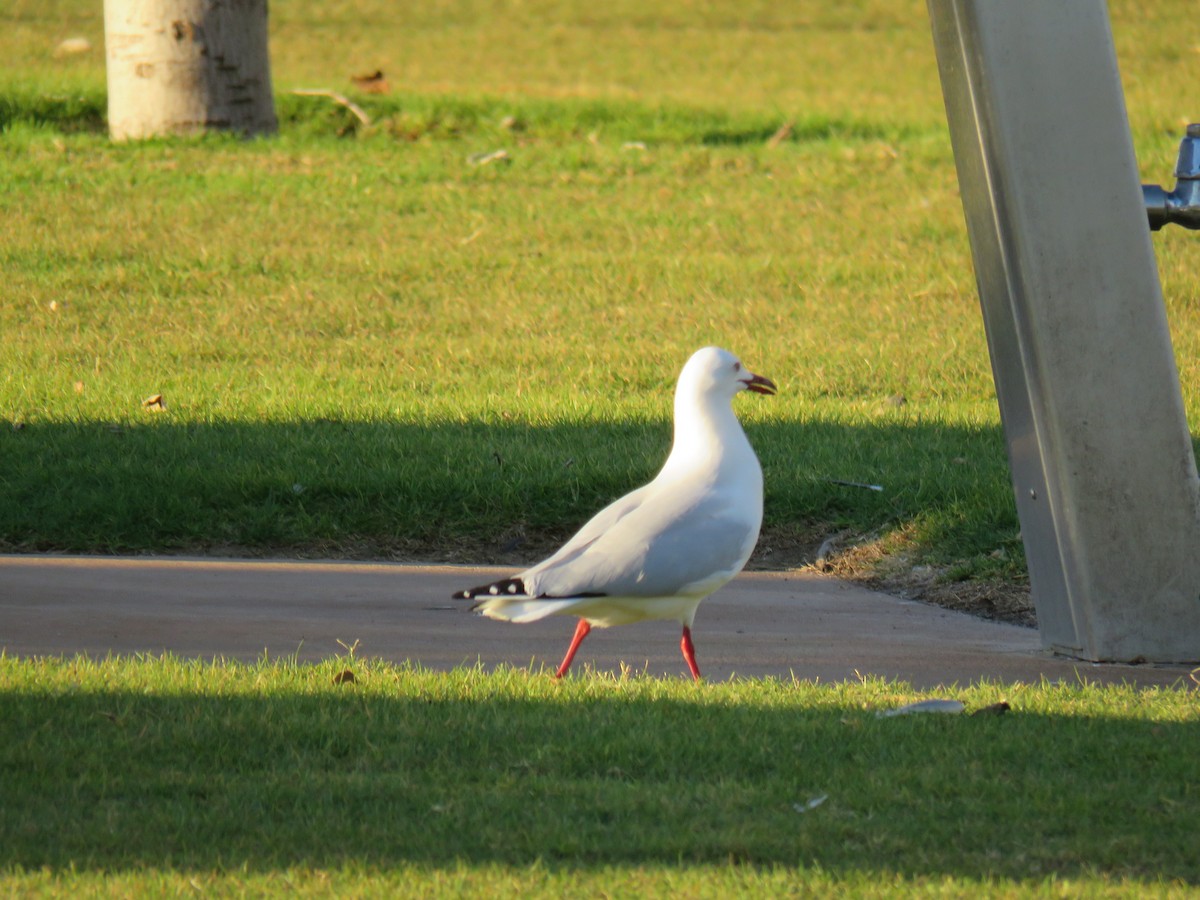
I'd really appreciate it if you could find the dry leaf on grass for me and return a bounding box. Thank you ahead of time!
[350,70,390,94]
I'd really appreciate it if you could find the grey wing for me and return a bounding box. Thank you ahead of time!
[526,489,760,599]
[520,483,653,580]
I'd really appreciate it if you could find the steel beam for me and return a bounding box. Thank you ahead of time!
[927,0,1200,661]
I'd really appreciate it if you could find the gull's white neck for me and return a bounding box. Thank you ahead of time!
[658,383,757,482]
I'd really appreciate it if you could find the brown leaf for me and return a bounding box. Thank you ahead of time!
[350,70,390,94]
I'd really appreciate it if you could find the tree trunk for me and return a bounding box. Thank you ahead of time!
[104,0,277,140]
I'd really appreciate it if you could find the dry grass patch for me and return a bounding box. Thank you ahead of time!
[815,525,1035,627]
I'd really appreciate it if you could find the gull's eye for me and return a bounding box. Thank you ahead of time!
[733,362,741,372]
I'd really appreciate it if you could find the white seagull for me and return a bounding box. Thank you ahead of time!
[453,346,776,681]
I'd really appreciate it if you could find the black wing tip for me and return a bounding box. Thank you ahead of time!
[452,577,528,601]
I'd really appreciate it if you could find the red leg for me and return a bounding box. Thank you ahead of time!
[554,619,591,678]
[681,625,702,682]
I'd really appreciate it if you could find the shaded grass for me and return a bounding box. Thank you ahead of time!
[0,88,104,133]
[0,84,914,146]
[0,416,1016,574]
[1,656,1197,895]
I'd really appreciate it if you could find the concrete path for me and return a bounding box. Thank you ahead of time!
[1,555,1193,689]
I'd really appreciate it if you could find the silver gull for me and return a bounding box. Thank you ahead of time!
[453,346,776,680]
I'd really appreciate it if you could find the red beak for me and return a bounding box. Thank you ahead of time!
[743,372,777,395]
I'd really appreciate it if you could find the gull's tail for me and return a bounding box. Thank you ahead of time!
[453,577,602,623]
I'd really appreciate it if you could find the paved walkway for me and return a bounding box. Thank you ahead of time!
[1,555,1193,689]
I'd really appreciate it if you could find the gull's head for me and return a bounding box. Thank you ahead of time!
[678,346,777,402]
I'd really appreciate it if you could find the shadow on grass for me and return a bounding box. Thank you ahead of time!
[0,680,1196,882]
[699,116,915,147]
[2,88,917,147]
[0,417,1020,569]
[0,91,107,134]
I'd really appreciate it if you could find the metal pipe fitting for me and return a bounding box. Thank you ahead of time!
[1143,123,1200,230]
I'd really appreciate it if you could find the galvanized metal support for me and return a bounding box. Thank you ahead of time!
[927,0,1200,661]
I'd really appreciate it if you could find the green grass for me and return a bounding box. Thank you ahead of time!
[1,655,1197,895]
[5,10,1199,895]
[2,0,1200,586]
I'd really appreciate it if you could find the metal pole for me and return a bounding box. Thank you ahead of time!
[927,0,1200,662]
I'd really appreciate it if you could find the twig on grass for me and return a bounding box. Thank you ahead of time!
[815,530,850,572]
[827,479,884,492]
[292,89,372,127]
[767,121,793,148]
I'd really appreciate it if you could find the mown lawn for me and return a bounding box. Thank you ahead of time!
[3,6,1199,896]
[3,0,1199,591]
[1,656,1197,896]
[2,7,1200,897]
